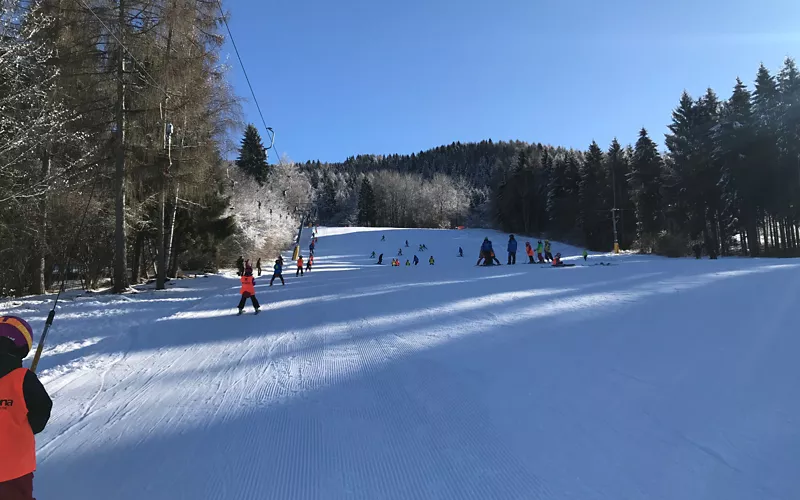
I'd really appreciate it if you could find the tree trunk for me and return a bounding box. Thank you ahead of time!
[112,4,129,293]
[166,183,179,277]
[131,229,143,284]
[779,218,787,253]
[32,148,50,295]
[740,229,748,256]
[746,220,759,256]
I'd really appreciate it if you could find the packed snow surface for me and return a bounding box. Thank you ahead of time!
[5,227,800,499]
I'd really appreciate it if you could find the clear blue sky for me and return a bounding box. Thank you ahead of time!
[221,0,800,163]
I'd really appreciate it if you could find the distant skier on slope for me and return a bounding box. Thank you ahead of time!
[458,247,463,257]
[269,259,285,286]
[544,240,553,262]
[236,255,245,276]
[0,316,52,500]
[397,248,403,256]
[238,268,261,314]
[377,253,384,265]
[306,254,314,272]
[507,234,518,265]
[256,258,262,277]
[370,251,376,259]
[525,241,534,263]
[381,235,385,242]
[405,240,409,247]
[429,256,435,265]
[413,255,419,265]
[583,249,588,261]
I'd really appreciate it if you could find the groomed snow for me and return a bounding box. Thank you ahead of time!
[5,227,800,500]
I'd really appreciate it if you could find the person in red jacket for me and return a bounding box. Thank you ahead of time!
[0,316,52,500]
[237,269,260,314]
[296,255,305,277]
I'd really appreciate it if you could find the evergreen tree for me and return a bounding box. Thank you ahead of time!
[716,78,759,254]
[579,141,606,249]
[606,139,635,248]
[629,128,664,250]
[235,124,269,185]
[357,177,376,226]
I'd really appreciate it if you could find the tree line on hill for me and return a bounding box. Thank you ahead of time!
[297,57,800,258]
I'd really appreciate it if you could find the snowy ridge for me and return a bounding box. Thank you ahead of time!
[3,227,799,499]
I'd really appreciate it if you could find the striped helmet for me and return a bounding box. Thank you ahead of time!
[0,316,34,357]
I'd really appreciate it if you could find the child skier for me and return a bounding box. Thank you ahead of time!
[309,241,315,256]
[296,256,304,277]
[381,235,386,242]
[238,269,261,314]
[544,240,553,262]
[306,254,313,272]
[429,256,435,265]
[397,248,403,256]
[377,253,384,265]
[0,316,52,500]
[536,241,545,263]
[370,251,376,259]
[405,259,411,266]
[507,234,518,265]
[269,259,285,286]
[413,255,419,265]
[458,247,463,257]
[583,249,588,261]
[405,240,409,247]
[525,242,534,263]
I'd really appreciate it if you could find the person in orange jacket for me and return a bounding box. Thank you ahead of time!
[296,255,305,277]
[237,268,260,314]
[306,254,313,272]
[525,242,535,263]
[0,316,52,500]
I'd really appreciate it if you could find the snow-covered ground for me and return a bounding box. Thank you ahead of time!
[5,227,800,500]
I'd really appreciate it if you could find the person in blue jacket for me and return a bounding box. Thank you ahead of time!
[507,234,518,265]
[269,259,285,286]
[413,255,419,265]
[309,241,315,256]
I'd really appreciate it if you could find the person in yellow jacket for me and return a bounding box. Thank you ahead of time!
[0,316,52,500]
[429,256,435,265]
[237,269,261,314]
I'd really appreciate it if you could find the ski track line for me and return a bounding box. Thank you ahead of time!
[39,289,228,460]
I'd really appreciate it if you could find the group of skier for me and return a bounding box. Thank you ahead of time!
[375,236,433,267]
[235,234,321,315]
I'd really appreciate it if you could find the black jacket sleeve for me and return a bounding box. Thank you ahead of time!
[23,371,52,434]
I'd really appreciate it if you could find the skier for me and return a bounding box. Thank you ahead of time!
[477,237,491,265]
[507,234,518,265]
[397,248,403,256]
[544,240,553,262]
[237,268,261,314]
[552,252,563,267]
[381,235,385,241]
[405,259,411,266]
[458,247,464,257]
[413,255,419,265]
[536,240,545,263]
[429,256,435,265]
[525,241,534,263]
[370,251,376,259]
[236,255,245,276]
[419,244,424,252]
[377,253,384,265]
[269,259,285,286]
[0,316,52,500]
[422,244,428,251]
[583,249,588,261]
[306,254,313,272]
[309,241,315,256]
[405,240,409,248]
[256,258,262,277]
[296,255,304,277]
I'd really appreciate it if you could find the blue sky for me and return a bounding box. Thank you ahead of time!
[221,0,800,163]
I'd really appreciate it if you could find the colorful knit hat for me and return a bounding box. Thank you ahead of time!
[0,316,34,357]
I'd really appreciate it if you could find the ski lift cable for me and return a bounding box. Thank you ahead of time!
[75,0,169,97]
[215,0,281,163]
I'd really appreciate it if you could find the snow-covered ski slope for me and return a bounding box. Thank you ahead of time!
[5,227,800,500]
